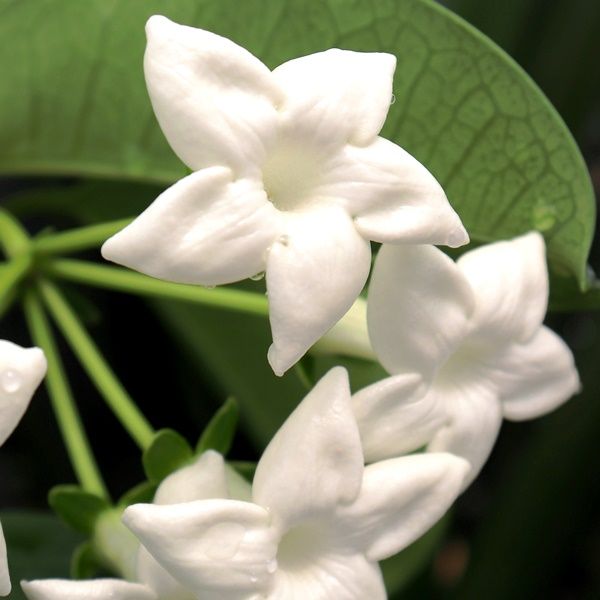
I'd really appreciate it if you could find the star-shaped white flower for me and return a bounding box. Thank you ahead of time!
[101,15,468,376]
[0,340,46,596]
[352,233,581,487]
[22,451,252,600]
[116,368,467,600]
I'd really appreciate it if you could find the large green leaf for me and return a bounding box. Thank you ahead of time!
[1,511,83,599]
[0,0,594,285]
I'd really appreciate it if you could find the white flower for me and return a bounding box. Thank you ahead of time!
[22,451,252,600]
[118,368,468,600]
[0,340,46,596]
[101,15,468,376]
[352,233,581,487]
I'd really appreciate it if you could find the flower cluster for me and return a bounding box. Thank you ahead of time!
[13,14,580,600]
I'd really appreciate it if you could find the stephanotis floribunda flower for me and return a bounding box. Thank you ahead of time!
[22,451,252,600]
[352,233,580,487]
[113,368,468,600]
[0,340,47,596]
[101,15,469,376]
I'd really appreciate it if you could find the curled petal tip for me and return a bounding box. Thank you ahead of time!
[447,224,470,248]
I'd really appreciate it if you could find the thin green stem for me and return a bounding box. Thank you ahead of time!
[38,279,155,450]
[45,259,269,317]
[22,290,108,498]
[0,208,30,258]
[33,218,132,256]
[0,254,32,316]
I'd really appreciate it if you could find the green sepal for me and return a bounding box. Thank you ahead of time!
[118,480,158,507]
[229,461,257,483]
[48,485,110,535]
[142,428,193,483]
[196,397,239,456]
[70,541,102,579]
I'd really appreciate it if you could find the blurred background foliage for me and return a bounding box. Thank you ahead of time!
[0,0,598,598]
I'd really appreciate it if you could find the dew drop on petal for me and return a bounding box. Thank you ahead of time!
[1,370,22,394]
[390,93,396,105]
[250,271,266,281]
[278,235,289,247]
[203,522,246,560]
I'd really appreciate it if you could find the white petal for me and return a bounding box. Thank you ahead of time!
[428,382,503,488]
[0,523,8,596]
[136,547,195,600]
[102,168,280,286]
[144,16,282,175]
[457,232,548,343]
[253,368,363,531]
[352,374,447,462]
[367,245,475,383]
[268,554,385,600]
[154,450,228,505]
[321,137,468,247]
[488,326,580,421]
[123,500,277,599]
[0,341,46,447]
[272,49,395,147]
[21,579,156,600]
[266,206,371,375]
[336,453,469,561]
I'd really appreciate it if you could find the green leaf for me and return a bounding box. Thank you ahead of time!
[71,541,102,579]
[197,397,239,456]
[0,0,593,285]
[142,428,193,483]
[48,485,110,535]
[1,510,83,600]
[117,480,158,507]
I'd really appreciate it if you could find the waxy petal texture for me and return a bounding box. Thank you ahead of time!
[102,168,280,286]
[351,373,446,462]
[325,137,468,247]
[428,383,502,487]
[144,15,281,175]
[266,207,371,376]
[272,49,395,147]
[336,453,469,561]
[21,579,157,600]
[268,553,386,600]
[0,525,8,597]
[457,232,548,344]
[367,244,475,383]
[253,368,363,530]
[123,500,277,599]
[0,341,46,447]
[489,326,581,421]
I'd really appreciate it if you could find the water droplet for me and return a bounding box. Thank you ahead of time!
[390,94,396,105]
[531,205,557,232]
[266,558,278,574]
[1,370,21,394]
[250,271,265,281]
[250,576,258,584]
[203,522,246,560]
[278,234,289,246]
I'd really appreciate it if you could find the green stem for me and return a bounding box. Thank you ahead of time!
[45,259,269,317]
[38,279,155,450]
[0,208,30,258]
[22,290,108,498]
[33,218,132,256]
[0,254,32,316]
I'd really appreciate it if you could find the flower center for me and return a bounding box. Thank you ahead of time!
[276,522,330,572]
[261,140,323,211]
